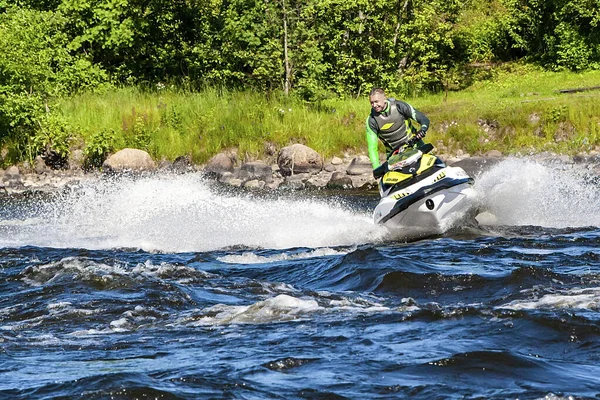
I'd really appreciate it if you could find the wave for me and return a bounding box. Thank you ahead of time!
[0,174,387,252]
[475,157,600,228]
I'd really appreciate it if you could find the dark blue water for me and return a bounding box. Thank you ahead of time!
[1,158,599,399]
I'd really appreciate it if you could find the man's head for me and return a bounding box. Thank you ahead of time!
[369,88,387,113]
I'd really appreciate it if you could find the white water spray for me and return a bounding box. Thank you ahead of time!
[0,174,387,252]
[475,157,600,228]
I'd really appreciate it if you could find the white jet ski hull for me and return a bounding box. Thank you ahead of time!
[373,166,478,239]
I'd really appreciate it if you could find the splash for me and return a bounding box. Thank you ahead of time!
[0,174,387,252]
[475,157,600,228]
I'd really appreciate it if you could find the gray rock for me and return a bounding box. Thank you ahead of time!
[5,165,20,178]
[238,161,273,183]
[323,163,337,172]
[277,144,323,176]
[228,178,243,187]
[34,156,48,174]
[244,179,265,189]
[484,150,503,159]
[282,174,307,190]
[327,171,353,190]
[170,155,195,173]
[306,171,332,188]
[103,148,156,173]
[350,175,377,190]
[346,155,372,176]
[68,149,85,170]
[204,152,235,177]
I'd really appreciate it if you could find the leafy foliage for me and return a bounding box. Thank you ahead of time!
[1,0,600,165]
[83,128,118,168]
[0,5,107,165]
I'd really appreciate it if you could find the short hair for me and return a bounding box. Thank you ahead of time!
[369,87,386,97]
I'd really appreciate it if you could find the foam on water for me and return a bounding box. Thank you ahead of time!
[217,247,349,264]
[0,174,387,252]
[498,287,600,311]
[193,294,322,325]
[475,157,600,228]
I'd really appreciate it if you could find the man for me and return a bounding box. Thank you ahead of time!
[366,87,430,170]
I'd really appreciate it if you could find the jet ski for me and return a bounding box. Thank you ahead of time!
[372,141,478,239]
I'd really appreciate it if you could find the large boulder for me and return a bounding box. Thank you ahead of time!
[277,144,323,176]
[103,148,156,173]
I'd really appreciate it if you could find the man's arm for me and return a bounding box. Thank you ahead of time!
[366,117,381,169]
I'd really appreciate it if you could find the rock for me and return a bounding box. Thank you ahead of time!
[281,174,308,190]
[305,171,332,188]
[3,165,23,189]
[103,148,156,173]
[5,165,20,178]
[68,149,85,170]
[171,155,195,173]
[34,156,48,174]
[238,161,273,183]
[244,179,265,189]
[228,178,243,187]
[477,118,500,139]
[324,163,337,172]
[330,156,343,165]
[327,171,353,190]
[346,155,372,176]
[484,150,503,159]
[350,175,377,190]
[277,144,323,176]
[218,171,234,184]
[529,113,541,125]
[554,121,575,142]
[204,152,235,178]
[265,177,284,190]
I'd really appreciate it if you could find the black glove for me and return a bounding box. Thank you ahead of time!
[372,162,389,179]
[415,129,427,140]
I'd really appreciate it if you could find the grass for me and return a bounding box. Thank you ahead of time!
[56,65,600,166]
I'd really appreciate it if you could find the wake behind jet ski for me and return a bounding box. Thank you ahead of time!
[372,139,478,239]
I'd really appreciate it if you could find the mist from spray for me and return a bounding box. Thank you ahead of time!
[475,157,600,228]
[0,174,387,252]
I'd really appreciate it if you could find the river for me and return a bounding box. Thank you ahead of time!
[1,157,599,399]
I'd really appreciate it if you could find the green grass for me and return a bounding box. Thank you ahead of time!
[56,65,600,165]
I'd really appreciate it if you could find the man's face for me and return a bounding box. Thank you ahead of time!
[370,93,386,113]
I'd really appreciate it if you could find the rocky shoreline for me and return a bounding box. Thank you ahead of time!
[1,144,599,196]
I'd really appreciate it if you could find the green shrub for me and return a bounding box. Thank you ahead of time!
[83,129,119,169]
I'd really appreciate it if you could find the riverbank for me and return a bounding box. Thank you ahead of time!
[2,146,599,197]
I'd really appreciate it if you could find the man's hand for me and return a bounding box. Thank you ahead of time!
[372,162,389,179]
[415,129,427,140]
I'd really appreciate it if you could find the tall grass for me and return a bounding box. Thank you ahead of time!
[57,66,600,165]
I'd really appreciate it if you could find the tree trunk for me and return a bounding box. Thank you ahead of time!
[283,0,291,96]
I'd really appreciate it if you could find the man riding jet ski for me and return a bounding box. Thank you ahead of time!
[366,88,477,238]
